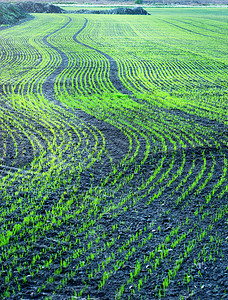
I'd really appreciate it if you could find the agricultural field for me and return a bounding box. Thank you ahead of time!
[0,7,228,300]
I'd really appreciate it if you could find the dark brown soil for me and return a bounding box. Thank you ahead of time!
[0,15,227,300]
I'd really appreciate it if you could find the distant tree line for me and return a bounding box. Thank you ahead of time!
[131,0,228,4]
[142,0,228,5]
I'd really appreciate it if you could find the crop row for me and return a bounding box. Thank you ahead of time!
[0,9,227,299]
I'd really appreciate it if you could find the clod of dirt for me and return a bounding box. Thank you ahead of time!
[15,2,64,14]
[70,7,150,15]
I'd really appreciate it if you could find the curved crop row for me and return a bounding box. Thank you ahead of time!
[0,8,227,300]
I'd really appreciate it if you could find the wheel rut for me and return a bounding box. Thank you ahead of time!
[41,17,131,100]
[73,18,131,95]
[41,16,72,101]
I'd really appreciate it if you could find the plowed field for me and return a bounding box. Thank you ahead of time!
[0,8,227,300]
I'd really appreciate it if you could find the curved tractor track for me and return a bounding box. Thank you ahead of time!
[73,18,131,95]
[0,10,227,300]
[41,17,130,100]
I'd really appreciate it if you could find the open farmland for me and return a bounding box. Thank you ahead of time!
[0,7,228,299]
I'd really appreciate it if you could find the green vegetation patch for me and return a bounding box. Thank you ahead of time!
[0,8,227,300]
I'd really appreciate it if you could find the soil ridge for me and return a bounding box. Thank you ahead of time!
[15,2,64,14]
[0,3,28,25]
[69,6,150,15]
